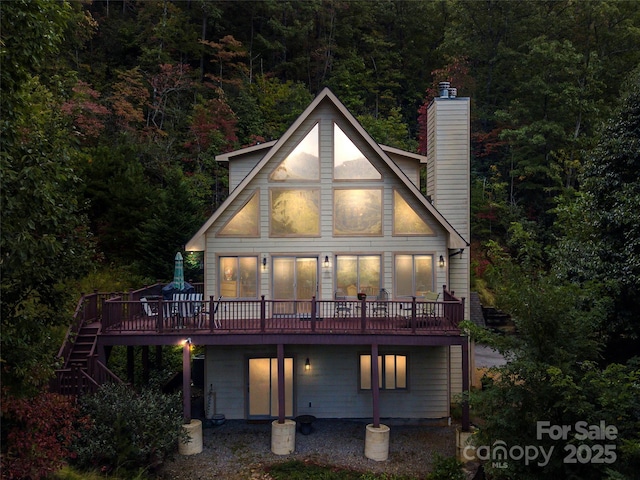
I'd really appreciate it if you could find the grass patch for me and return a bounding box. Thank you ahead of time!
[267,460,416,479]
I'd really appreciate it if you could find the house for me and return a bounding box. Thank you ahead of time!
[53,86,472,452]
[184,86,471,426]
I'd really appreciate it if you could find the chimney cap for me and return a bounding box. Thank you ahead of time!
[438,81,451,98]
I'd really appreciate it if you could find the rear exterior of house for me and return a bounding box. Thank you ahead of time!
[185,87,471,422]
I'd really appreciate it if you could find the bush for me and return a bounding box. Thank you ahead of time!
[72,383,184,475]
[0,392,86,480]
[426,454,465,480]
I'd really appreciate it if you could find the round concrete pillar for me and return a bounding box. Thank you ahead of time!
[271,419,296,455]
[456,427,477,462]
[178,419,203,455]
[364,423,390,461]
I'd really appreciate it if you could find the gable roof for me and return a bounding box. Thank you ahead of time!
[185,87,469,251]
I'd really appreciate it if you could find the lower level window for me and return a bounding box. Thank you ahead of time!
[360,354,407,390]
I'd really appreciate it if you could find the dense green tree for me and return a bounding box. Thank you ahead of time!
[441,0,640,235]
[135,168,206,280]
[245,75,313,140]
[0,0,95,392]
[357,107,417,151]
[553,69,640,358]
[76,145,158,265]
[467,245,639,479]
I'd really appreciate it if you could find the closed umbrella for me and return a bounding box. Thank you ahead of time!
[173,252,185,291]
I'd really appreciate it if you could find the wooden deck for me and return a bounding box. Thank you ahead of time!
[100,295,464,337]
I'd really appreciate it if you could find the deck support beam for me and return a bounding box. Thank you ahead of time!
[461,337,470,431]
[142,346,149,384]
[277,343,285,423]
[127,346,135,384]
[371,343,380,428]
[183,339,192,424]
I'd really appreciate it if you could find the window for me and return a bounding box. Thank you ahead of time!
[393,190,433,235]
[219,257,258,298]
[394,254,434,297]
[334,189,382,235]
[218,192,260,237]
[335,255,380,296]
[270,124,319,181]
[334,123,381,180]
[270,188,320,236]
[360,354,407,390]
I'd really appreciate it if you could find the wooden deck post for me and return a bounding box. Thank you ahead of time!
[311,296,317,332]
[411,296,417,333]
[142,346,149,384]
[260,295,266,332]
[127,346,134,384]
[209,295,215,331]
[371,343,380,428]
[277,343,285,424]
[183,338,192,424]
[461,338,470,431]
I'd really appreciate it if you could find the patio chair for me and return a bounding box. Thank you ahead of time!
[371,288,389,316]
[212,295,222,328]
[334,289,351,316]
[419,291,440,325]
[166,293,190,328]
[189,293,204,327]
[140,297,158,317]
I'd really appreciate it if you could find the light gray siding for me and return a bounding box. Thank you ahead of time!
[227,150,267,191]
[449,345,462,398]
[205,344,451,420]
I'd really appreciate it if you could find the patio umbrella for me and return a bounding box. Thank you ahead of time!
[162,252,194,299]
[173,252,185,291]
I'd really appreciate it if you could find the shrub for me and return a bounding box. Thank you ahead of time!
[426,454,465,480]
[72,383,184,475]
[0,392,87,480]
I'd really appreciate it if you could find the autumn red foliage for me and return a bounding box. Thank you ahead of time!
[0,391,88,480]
[60,80,110,142]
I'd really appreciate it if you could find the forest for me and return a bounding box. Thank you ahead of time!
[1,1,639,479]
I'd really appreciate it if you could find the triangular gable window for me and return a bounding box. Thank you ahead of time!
[333,123,381,180]
[270,124,319,181]
[393,190,434,235]
[218,191,260,237]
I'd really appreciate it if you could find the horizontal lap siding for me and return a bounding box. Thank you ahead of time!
[205,345,450,420]
[450,345,462,398]
[229,151,266,191]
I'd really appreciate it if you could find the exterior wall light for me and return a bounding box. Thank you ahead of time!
[439,255,445,268]
[305,358,311,371]
[323,256,330,268]
[262,256,267,269]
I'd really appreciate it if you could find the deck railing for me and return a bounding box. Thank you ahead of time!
[101,288,464,335]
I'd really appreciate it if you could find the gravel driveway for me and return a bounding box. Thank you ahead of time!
[158,418,459,479]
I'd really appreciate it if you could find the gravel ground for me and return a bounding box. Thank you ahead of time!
[158,418,462,479]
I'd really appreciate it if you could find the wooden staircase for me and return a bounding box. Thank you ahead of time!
[51,291,126,396]
[67,324,100,370]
